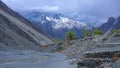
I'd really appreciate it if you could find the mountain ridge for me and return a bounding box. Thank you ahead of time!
[19,11,88,38]
[99,16,120,33]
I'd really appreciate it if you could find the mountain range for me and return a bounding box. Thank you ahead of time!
[19,11,96,39]
[19,11,120,39]
[1,0,119,41]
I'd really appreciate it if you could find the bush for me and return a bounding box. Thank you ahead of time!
[92,28,103,35]
[65,30,76,40]
[112,29,120,33]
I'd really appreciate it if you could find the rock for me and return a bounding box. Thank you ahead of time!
[77,59,103,68]
[0,1,54,50]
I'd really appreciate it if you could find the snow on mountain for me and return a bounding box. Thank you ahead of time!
[45,16,87,29]
[18,11,88,38]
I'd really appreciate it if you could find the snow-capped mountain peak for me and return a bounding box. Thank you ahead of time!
[19,11,88,38]
[46,16,87,29]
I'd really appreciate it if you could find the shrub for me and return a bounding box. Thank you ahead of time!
[92,28,103,35]
[112,29,120,33]
[65,30,76,40]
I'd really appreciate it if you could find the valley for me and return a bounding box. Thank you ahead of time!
[0,0,120,68]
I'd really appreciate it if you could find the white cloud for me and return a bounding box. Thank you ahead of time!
[49,7,60,11]
[23,6,60,11]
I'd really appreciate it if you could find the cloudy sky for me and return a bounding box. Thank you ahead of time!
[1,0,120,20]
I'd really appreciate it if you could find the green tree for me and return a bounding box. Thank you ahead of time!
[82,28,89,37]
[92,28,103,35]
[66,30,76,40]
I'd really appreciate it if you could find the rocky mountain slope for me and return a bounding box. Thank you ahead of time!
[55,32,120,68]
[100,16,120,33]
[0,1,54,50]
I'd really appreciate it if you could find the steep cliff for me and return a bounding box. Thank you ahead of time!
[0,0,54,50]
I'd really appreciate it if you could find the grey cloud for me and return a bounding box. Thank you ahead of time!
[1,0,120,20]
